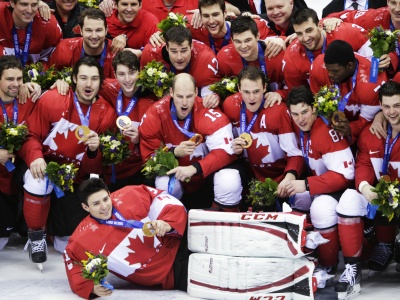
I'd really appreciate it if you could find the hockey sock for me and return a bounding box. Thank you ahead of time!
[316,226,339,267]
[338,216,363,258]
[375,225,396,243]
[211,201,239,212]
[23,190,51,230]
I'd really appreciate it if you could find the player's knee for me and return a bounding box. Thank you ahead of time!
[214,169,242,206]
[310,195,338,229]
[336,189,366,217]
[23,170,53,196]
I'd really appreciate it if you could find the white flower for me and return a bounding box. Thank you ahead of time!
[29,69,39,81]
[318,96,325,103]
[168,12,178,20]
[146,68,156,77]
[388,185,398,197]
[158,72,168,78]
[65,165,72,173]
[226,82,235,91]
[101,136,111,142]
[6,128,19,136]
[386,30,392,36]
[85,258,102,271]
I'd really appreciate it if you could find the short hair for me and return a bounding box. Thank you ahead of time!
[286,85,314,108]
[112,51,139,72]
[172,73,196,90]
[165,26,192,46]
[115,0,142,5]
[199,0,225,13]
[238,66,268,88]
[78,8,107,29]
[230,15,259,38]
[78,178,109,206]
[0,55,23,79]
[379,81,400,102]
[291,8,319,26]
[324,40,355,66]
[71,56,104,91]
[10,0,39,4]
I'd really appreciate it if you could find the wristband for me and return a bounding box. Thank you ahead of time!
[358,181,369,193]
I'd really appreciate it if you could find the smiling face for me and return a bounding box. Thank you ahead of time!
[289,102,317,131]
[293,18,323,51]
[73,65,101,104]
[81,17,107,51]
[10,0,39,28]
[265,0,293,29]
[239,78,266,113]
[166,41,192,71]
[116,0,141,25]
[170,75,197,120]
[0,68,23,102]
[200,3,227,37]
[232,30,259,61]
[82,189,112,220]
[381,94,400,128]
[388,0,400,24]
[55,0,78,14]
[115,64,138,97]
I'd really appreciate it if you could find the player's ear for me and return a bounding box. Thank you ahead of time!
[81,203,90,213]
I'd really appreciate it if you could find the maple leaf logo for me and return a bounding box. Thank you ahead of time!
[124,236,139,266]
[388,162,400,179]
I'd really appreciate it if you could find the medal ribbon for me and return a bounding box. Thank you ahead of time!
[116,89,138,117]
[170,101,195,138]
[300,130,311,172]
[73,93,91,126]
[240,98,265,134]
[382,124,400,175]
[93,207,144,229]
[12,22,33,67]
[305,33,326,64]
[335,62,358,112]
[0,99,18,124]
[208,22,230,54]
[81,40,108,67]
[390,20,400,72]
[241,42,267,76]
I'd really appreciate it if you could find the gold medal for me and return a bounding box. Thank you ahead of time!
[116,116,132,129]
[189,133,203,146]
[142,222,156,237]
[239,132,252,148]
[331,111,346,126]
[75,125,90,141]
[381,175,391,183]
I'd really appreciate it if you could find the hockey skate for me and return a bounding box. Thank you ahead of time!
[368,242,393,271]
[24,230,47,271]
[335,263,361,300]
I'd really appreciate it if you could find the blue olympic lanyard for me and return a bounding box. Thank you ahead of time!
[170,101,195,138]
[305,33,326,64]
[240,98,265,134]
[116,89,137,117]
[382,124,400,175]
[12,22,33,67]
[170,62,190,74]
[344,0,368,10]
[0,99,18,124]
[208,22,231,54]
[241,42,267,76]
[92,207,144,229]
[334,62,358,112]
[81,40,108,67]
[73,93,91,126]
[390,20,400,72]
[300,130,311,170]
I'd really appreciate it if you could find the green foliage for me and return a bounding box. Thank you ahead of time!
[81,252,109,285]
[99,130,131,165]
[136,60,175,98]
[157,12,188,37]
[141,146,179,179]
[368,26,399,58]
[209,77,239,101]
[0,122,28,153]
[23,63,59,90]
[371,177,400,221]
[313,85,340,119]
[246,178,278,211]
[45,161,78,192]
[78,0,99,8]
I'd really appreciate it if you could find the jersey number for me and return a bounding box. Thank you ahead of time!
[205,109,222,121]
[329,129,344,142]
[207,58,219,76]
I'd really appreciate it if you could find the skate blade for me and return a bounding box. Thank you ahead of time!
[35,263,43,271]
[337,284,361,300]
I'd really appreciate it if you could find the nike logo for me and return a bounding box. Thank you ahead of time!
[99,243,106,253]
[369,150,380,155]
[6,227,13,231]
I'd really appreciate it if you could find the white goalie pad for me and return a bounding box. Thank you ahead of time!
[188,210,307,258]
[188,253,316,300]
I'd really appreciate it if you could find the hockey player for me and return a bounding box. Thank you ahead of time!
[283,8,372,91]
[19,57,117,269]
[64,178,188,298]
[223,66,304,198]
[139,73,243,211]
[98,51,155,191]
[335,81,400,298]
[0,0,62,66]
[285,86,355,288]
[309,40,388,144]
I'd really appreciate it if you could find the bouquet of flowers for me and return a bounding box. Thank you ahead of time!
[45,161,78,192]
[141,146,178,179]
[157,12,188,36]
[246,177,278,212]
[368,26,399,58]
[78,0,99,8]
[371,176,400,221]
[209,77,239,101]
[99,131,131,165]
[313,85,345,126]
[137,60,175,98]
[23,62,59,90]
[81,252,114,290]
[57,66,73,84]
[0,122,29,153]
